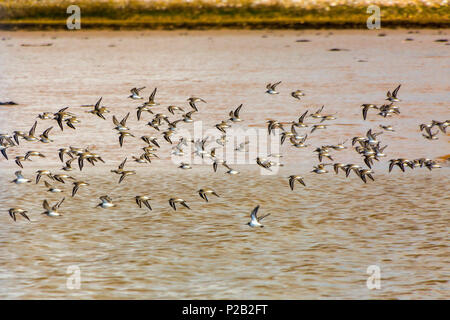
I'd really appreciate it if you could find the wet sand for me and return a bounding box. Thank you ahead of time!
[0,30,449,299]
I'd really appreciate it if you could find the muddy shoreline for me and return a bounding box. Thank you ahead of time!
[1,21,449,31]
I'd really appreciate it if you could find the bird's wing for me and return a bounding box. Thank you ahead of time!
[119,134,124,147]
[112,115,120,127]
[66,157,76,166]
[258,213,271,221]
[181,201,190,209]
[56,115,64,131]
[121,113,130,126]
[56,197,65,209]
[362,106,369,120]
[298,178,306,186]
[299,110,308,123]
[42,126,53,138]
[143,200,152,210]
[250,205,260,221]
[20,211,30,221]
[119,158,127,170]
[169,200,176,211]
[289,177,295,191]
[95,97,102,110]
[360,174,367,183]
[222,162,231,170]
[392,84,401,97]
[43,200,50,211]
[72,184,79,197]
[272,81,281,89]
[234,104,242,117]
[317,105,324,113]
[189,101,198,111]
[1,148,8,160]
[137,107,144,121]
[135,197,142,208]
[78,157,84,171]
[29,121,37,136]
[151,139,160,148]
[149,87,157,101]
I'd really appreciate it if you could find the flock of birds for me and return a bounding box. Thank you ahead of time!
[1,83,448,227]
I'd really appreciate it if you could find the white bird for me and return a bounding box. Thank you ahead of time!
[223,162,239,175]
[128,87,146,99]
[265,81,281,94]
[247,205,270,228]
[178,162,192,170]
[96,195,116,208]
[11,171,31,184]
[42,198,65,217]
[44,181,63,193]
[228,104,243,122]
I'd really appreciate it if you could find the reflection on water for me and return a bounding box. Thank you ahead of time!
[0,30,448,299]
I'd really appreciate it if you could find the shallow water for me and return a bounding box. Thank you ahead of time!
[0,30,449,299]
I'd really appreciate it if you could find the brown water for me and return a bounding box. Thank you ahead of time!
[0,30,449,299]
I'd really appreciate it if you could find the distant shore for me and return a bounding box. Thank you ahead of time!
[0,1,448,30]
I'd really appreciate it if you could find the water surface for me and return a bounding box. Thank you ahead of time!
[0,30,448,299]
